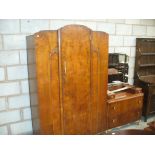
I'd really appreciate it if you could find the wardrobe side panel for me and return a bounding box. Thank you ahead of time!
[94,32,108,133]
[34,31,61,134]
[90,32,100,134]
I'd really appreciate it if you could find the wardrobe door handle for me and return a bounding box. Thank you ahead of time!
[112,119,116,123]
[64,62,67,75]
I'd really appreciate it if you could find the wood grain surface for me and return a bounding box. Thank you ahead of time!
[29,25,108,134]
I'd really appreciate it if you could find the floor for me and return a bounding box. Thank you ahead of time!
[101,115,155,134]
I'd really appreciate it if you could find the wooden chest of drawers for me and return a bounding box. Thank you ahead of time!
[107,84,143,129]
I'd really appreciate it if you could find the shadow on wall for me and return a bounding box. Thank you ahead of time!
[26,35,40,134]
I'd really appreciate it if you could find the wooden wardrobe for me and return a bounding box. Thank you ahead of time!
[27,25,109,135]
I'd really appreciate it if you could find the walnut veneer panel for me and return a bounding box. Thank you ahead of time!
[27,25,108,134]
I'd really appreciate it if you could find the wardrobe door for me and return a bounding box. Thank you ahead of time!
[60,25,92,134]
[35,31,62,134]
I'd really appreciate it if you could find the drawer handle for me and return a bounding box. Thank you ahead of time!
[113,106,116,110]
[112,119,116,123]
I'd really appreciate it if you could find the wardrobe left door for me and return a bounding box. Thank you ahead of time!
[35,31,62,134]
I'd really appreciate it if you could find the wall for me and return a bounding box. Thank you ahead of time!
[0,19,155,134]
